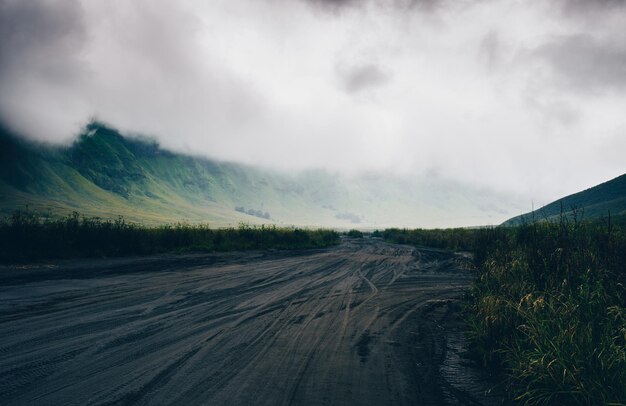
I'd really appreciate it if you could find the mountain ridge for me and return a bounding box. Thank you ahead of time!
[502,173,626,226]
[1,122,524,228]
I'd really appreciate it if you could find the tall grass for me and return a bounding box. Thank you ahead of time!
[0,209,340,262]
[383,217,626,405]
[345,229,364,238]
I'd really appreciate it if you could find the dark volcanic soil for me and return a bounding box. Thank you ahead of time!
[0,238,506,405]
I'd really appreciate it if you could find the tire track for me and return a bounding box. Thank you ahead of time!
[0,238,504,406]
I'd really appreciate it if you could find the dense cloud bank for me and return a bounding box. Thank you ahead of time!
[0,0,624,204]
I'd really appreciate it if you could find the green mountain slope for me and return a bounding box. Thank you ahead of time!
[1,123,524,228]
[502,174,626,226]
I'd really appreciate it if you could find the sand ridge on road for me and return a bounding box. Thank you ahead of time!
[0,238,504,405]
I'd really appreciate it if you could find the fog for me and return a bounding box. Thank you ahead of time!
[1,0,625,207]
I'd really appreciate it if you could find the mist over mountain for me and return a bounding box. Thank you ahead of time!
[0,123,524,228]
[1,1,624,202]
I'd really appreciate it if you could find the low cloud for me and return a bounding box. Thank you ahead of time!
[556,0,626,16]
[0,0,624,204]
[479,30,501,71]
[0,0,89,141]
[0,0,86,76]
[303,0,356,12]
[533,34,626,94]
[301,0,451,13]
[336,63,392,93]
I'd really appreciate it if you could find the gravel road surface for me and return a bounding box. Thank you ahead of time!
[0,238,505,405]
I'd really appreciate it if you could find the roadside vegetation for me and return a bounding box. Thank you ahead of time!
[383,215,626,405]
[0,209,339,262]
[345,229,364,238]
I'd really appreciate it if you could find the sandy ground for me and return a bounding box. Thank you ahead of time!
[0,238,506,405]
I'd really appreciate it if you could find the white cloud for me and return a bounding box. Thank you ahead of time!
[0,0,624,203]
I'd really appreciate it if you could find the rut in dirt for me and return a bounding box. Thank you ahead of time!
[0,238,505,405]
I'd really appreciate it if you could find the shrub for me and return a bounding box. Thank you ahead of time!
[383,217,626,404]
[0,209,340,262]
[346,229,364,238]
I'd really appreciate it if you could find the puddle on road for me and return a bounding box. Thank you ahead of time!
[438,309,509,405]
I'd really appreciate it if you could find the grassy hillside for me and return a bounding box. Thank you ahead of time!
[0,122,524,227]
[503,174,626,226]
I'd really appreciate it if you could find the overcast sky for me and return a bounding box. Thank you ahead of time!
[1,0,625,206]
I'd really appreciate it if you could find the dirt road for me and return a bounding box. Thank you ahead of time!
[0,238,504,405]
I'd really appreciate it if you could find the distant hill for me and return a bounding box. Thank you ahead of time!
[502,174,626,226]
[0,122,524,228]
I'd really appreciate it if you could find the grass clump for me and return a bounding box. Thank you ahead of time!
[0,209,340,262]
[383,217,626,405]
[345,229,364,238]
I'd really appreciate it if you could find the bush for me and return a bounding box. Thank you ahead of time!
[0,209,340,262]
[383,218,626,405]
[468,220,625,404]
[346,229,364,238]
